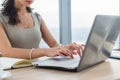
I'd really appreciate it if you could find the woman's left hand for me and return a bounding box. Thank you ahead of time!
[64,42,85,57]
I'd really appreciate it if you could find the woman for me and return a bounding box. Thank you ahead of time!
[0,0,84,60]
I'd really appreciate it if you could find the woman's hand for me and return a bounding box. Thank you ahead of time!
[64,42,85,57]
[44,47,74,58]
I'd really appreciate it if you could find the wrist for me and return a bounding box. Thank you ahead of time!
[59,44,69,49]
[42,48,50,56]
[59,44,65,47]
[29,48,35,60]
[32,48,48,58]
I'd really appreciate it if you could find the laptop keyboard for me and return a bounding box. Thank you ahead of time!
[34,55,81,69]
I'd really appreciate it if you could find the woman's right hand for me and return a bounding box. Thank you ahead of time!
[44,47,73,58]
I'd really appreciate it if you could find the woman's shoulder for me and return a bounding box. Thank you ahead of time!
[0,12,3,18]
[33,12,41,16]
[33,12,42,25]
[0,11,5,18]
[0,12,8,23]
[33,12,42,19]
[0,12,9,28]
[0,12,4,22]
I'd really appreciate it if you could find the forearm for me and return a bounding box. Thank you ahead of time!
[2,48,47,59]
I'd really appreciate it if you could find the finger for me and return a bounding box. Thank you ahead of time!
[56,53,65,56]
[71,51,78,55]
[79,44,85,57]
[79,47,83,57]
[60,50,73,58]
[74,44,83,57]
[69,42,77,50]
[76,46,81,56]
[69,44,80,55]
[59,49,73,58]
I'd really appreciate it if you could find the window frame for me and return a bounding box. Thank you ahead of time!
[59,0,71,45]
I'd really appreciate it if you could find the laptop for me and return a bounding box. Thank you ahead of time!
[33,15,120,72]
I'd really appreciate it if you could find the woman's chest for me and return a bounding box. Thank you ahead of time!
[17,14,34,28]
[4,26,42,48]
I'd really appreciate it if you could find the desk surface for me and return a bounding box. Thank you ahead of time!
[6,59,120,80]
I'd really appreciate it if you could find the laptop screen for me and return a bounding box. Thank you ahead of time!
[77,15,120,71]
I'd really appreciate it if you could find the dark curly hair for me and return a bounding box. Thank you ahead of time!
[1,0,32,25]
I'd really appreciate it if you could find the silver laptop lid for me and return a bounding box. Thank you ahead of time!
[77,15,120,71]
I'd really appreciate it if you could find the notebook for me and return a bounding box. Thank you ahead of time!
[33,15,120,72]
[0,57,32,70]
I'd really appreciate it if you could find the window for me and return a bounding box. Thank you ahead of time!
[32,0,59,47]
[0,1,3,9]
[71,0,119,49]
